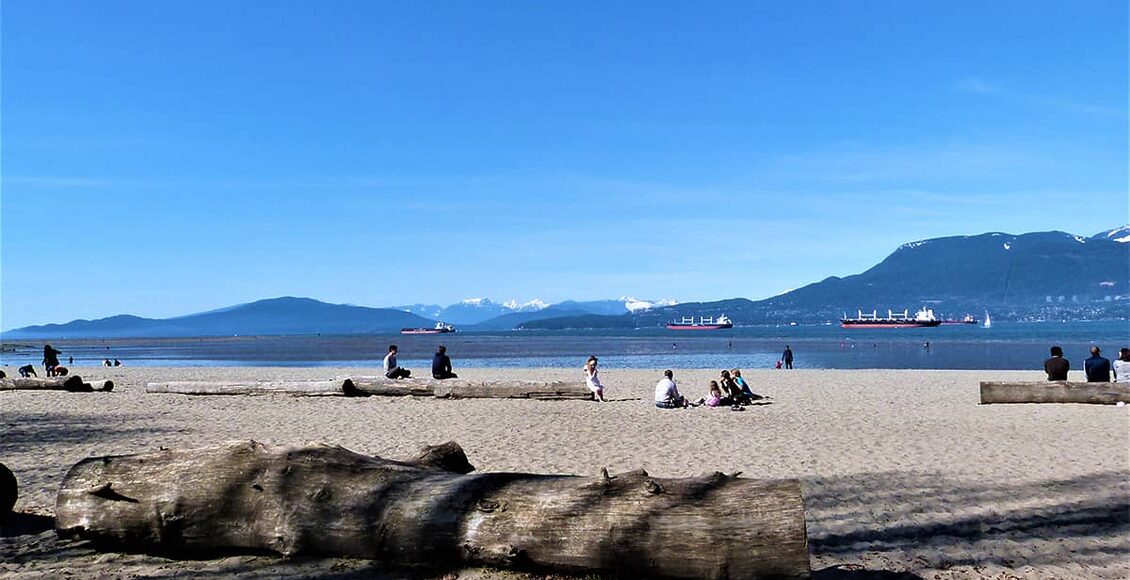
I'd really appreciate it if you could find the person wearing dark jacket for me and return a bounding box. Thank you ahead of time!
[432,346,457,380]
[43,344,62,377]
[1044,345,1069,381]
[1083,346,1112,382]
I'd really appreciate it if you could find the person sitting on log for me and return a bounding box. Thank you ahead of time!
[1044,345,1069,381]
[431,346,458,380]
[1114,348,1130,383]
[1084,346,1112,383]
[383,345,411,379]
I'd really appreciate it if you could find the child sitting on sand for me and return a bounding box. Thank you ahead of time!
[703,381,723,407]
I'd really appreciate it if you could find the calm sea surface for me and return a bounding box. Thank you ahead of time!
[3,321,1127,370]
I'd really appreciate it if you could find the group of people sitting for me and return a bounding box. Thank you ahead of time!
[382,344,458,380]
[654,368,766,409]
[1044,345,1130,383]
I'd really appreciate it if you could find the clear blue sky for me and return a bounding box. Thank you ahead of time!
[2,1,1127,330]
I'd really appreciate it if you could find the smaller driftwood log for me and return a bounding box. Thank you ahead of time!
[0,376,113,393]
[56,441,809,579]
[0,463,16,517]
[980,381,1130,404]
[146,378,592,400]
[146,380,343,396]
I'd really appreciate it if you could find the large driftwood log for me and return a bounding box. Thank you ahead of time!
[0,463,15,517]
[56,441,809,579]
[146,380,344,396]
[146,378,591,400]
[0,376,113,392]
[431,381,591,400]
[980,381,1130,404]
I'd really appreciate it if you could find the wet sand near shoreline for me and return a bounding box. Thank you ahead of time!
[2,366,1127,579]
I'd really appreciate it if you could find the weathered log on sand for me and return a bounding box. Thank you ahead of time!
[980,381,1130,404]
[343,377,435,397]
[0,463,16,517]
[0,376,113,392]
[432,381,592,400]
[56,441,809,579]
[146,380,344,396]
[345,378,591,400]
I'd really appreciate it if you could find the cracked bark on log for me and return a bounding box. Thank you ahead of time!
[55,441,809,579]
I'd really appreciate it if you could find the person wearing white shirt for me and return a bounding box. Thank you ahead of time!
[654,369,688,408]
[383,344,411,379]
[1114,347,1130,383]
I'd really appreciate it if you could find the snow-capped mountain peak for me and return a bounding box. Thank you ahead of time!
[1093,225,1130,243]
[502,299,549,311]
[620,296,679,312]
[460,298,493,307]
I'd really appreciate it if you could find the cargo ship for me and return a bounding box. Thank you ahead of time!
[401,321,456,334]
[840,308,941,328]
[666,314,733,330]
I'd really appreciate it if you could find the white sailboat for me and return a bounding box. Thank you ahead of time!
[983,311,992,329]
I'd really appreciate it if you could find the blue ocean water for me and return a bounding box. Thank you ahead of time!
[3,321,1127,370]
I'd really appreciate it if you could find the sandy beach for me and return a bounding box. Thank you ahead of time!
[1,366,1127,579]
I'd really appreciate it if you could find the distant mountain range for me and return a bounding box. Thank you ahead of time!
[2,296,678,339]
[522,227,1130,329]
[4,227,1126,339]
[394,297,676,325]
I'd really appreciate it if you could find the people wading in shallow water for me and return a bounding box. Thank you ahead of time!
[583,356,606,402]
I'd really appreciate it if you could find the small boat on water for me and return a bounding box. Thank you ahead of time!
[841,308,941,328]
[940,313,979,325]
[666,314,733,330]
[401,321,456,335]
[983,311,992,329]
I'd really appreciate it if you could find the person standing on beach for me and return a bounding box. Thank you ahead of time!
[1044,345,1069,381]
[1083,346,1112,382]
[1113,348,1130,383]
[42,344,62,377]
[583,356,606,402]
[383,344,411,379]
[782,345,794,369]
[431,345,457,380]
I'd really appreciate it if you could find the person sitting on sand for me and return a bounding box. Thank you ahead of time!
[1044,345,1069,381]
[431,345,458,380]
[731,369,765,401]
[719,369,747,405]
[583,356,606,402]
[383,344,411,379]
[703,381,724,407]
[1114,348,1130,383]
[654,370,689,409]
[1084,346,1112,383]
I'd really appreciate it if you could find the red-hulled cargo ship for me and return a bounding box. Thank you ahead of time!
[840,308,941,328]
